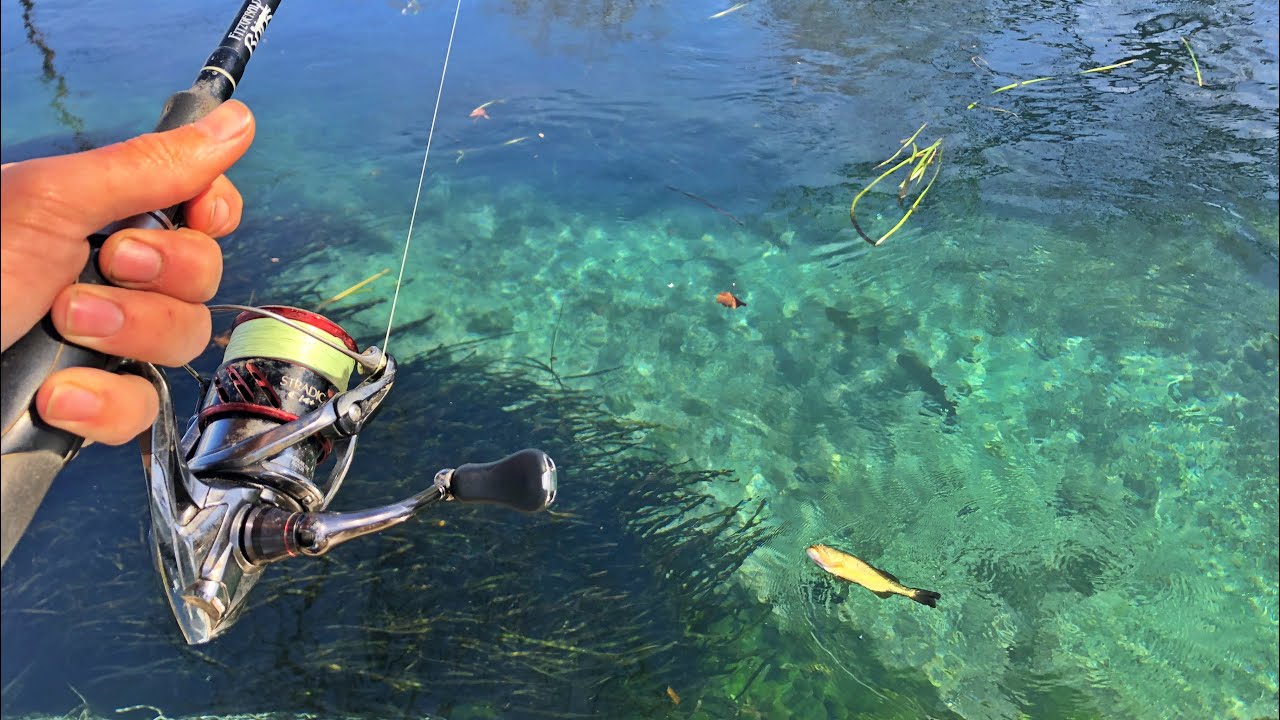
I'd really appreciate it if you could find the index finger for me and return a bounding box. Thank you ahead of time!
[184,174,244,237]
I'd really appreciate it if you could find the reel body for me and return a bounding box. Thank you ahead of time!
[140,307,557,644]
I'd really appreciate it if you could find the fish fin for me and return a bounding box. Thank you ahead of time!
[908,588,941,608]
[873,590,894,599]
[736,298,747,307]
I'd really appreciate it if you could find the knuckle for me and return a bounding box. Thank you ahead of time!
[106,386,159,445]
[168,302,211,364]
[8,162,84,233]
[118,133,187,180]
[175,230,223,301]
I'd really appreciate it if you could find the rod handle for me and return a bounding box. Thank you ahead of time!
[0,216,165,566]
[0,450,68,565]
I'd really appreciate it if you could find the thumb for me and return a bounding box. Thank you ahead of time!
[28,100,255,238]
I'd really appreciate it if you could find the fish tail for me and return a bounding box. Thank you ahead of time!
[907,587,941,608]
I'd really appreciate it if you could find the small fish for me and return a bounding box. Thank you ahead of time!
[806,544,940,608]
[666,686,681,705]
[716,291,746,309]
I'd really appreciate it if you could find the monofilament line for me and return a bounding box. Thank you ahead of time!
[383,0,464,353]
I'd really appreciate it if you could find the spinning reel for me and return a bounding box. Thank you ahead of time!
[142,306,556,644]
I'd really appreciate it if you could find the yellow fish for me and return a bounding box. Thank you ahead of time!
[806,544,940,608]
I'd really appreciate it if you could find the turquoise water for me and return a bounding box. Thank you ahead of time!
[2,0,1277,718]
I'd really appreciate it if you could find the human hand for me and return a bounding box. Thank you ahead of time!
[0,100,255,445]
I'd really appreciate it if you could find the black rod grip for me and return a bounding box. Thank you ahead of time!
[0,220,164,566]
[450,449,558,513]
[1,247,118,567]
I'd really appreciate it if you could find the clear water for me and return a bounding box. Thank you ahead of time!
[2,1,1277,719]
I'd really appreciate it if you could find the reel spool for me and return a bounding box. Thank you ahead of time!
[193,307,358,510]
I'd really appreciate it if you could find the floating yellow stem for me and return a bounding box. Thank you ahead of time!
[991,76,1054,94]
[1080,59,1136,74]
[852,44,1181,249]
[1181,37,1204,87]
[850,135,943,247]
[709,2,748,19]
[874,123,929,170]
[317,268,390,310]
[982,59,1136,102]
[454,134,544,164]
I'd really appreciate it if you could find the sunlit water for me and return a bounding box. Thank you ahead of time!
[2,1,1277,719]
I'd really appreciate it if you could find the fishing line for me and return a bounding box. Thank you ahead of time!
[382,0,465,353]
[210,304,379,370]
[224,317,354,388]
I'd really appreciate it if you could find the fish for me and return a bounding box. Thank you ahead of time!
[806,544,940,608]
[666,686,681,705]
[469,101,494,120]
[716,291,746,309]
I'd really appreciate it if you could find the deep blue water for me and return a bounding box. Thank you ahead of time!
[2,1,1278,718]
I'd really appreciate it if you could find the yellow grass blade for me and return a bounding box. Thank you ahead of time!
[708,3,748,19]
[1181,37,1204,87]
[874,123,929,169]
[317,268,391,310]
[851,138,943,247]
[1080,59,1136,74]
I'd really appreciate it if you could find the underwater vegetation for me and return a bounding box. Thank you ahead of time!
[2,111,1276,718]
[0,332,787,719]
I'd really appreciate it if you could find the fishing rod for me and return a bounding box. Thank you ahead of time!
[0,0,557,645]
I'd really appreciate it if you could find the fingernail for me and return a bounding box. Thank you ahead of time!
[65,291,126,338]
[209,197,231,235]
[108,238,163,283]
[194,102,251,142]
[44,384,103,423]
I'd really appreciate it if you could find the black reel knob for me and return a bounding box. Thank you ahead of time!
[449,449,557,512]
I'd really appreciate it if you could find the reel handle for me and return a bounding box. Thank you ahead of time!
[242,450,559,563]
[450,449,558,512]
[0,0,281,566]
